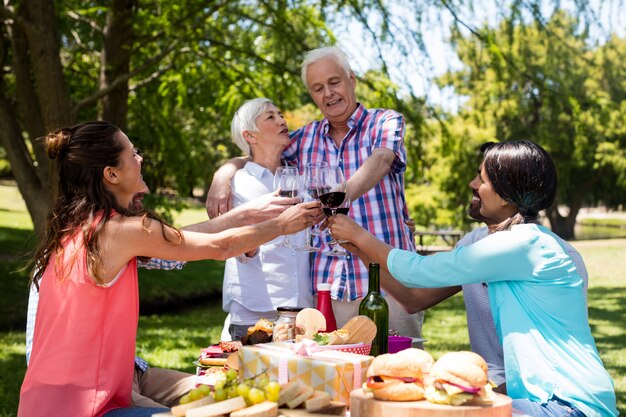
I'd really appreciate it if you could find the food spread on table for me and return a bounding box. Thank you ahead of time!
[156,307,511,417]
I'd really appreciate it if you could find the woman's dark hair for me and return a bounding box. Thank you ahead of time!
[31,121,180,286]
[480,140,557,231]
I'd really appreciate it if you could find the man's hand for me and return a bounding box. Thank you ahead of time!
[205,157,249,218]
[205,180,232,219]
[277,201,322,235]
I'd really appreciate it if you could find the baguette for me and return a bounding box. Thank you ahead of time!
[286,385,315,409]
[170,395,215,417]
[186,396,246,417]
[304,391,331,411]
[230,401,278,417]
[277,380,301,407]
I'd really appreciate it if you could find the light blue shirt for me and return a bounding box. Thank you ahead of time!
[458,227,589,387]
[222,162,313,325]
[388,224,616,417]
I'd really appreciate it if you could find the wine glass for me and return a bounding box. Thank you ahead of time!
[319,166,349,257]
[303,162,329,237]
[273,166,300,247]
[295,161,329,252]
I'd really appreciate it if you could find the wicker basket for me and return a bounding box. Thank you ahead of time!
[317,343,371,355]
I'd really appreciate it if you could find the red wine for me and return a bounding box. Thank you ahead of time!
[323,207,349,216]
[319,191,345,208]
[307,186,331,199]
[279,190,299,198]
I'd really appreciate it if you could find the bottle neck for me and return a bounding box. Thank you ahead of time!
[368,264,380,293]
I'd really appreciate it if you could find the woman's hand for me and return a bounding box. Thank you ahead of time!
[277,201,322,235]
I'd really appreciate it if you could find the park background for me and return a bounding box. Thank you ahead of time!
[0,0,625,416]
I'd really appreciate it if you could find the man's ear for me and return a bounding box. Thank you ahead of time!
[103,166,119,185]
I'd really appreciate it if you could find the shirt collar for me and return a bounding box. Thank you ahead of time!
[243,161,273,181]
[321,103,366,135]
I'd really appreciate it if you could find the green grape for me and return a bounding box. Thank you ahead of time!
[197,385,212,396]
[213,388,227,402]
[214,379,226,391]
[255,376,269,388]
[225,369,238,382]
[248,387,266,405]
[188,388,204,401]
[227,385,239,399]
[236,383,251,399]
[179,393,191,404]
[264,381,280,402]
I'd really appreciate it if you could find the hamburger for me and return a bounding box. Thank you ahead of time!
[425,351,495,406]
[365,348,434,401]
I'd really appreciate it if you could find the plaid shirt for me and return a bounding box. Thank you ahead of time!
[285,104,415,301]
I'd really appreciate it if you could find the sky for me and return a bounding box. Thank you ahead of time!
[333,0,625,111]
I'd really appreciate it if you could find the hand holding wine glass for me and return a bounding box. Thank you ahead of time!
[319,166,349,257]
[296,162,328,251]
[273,166,301,247]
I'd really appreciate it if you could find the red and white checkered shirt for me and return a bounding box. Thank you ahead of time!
[284,104,415,301]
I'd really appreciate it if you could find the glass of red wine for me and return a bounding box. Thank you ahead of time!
[274,166,301,247]
[296,162,328,252]
[319,166,349,257]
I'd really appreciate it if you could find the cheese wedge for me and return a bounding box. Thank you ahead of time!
[170,395,215,417]
[186,396,246,417]
[277,380,301,407]
[230,401,278,417]
[304,391,331,411]
[286,385,315,409]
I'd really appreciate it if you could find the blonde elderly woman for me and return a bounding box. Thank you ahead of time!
[221,98,319,341]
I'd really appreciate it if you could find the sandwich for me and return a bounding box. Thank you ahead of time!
[425,351,495,406]
[365,348,434,401]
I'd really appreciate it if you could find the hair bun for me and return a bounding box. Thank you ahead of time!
[45,128,72,159]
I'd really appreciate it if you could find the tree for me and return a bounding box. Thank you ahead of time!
[435,12,626,239]
[0,0,332,236]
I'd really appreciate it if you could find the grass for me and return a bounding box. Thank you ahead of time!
[0,183,624,416]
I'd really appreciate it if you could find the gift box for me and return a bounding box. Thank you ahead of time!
[238,341,373,405]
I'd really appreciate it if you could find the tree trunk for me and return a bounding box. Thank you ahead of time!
[100,0,136,129]
[22,0,74,130]
[545,198,582,241]
[0,81,49,237]
[0,0,75,235]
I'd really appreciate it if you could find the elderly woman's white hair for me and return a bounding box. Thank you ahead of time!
[231,98,273,155]
[301,46,353,89]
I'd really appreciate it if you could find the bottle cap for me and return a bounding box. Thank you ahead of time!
[317,283,331,291]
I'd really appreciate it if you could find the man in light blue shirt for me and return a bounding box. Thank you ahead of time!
[328,141,616,417]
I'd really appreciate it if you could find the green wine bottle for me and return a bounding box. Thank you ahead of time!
[358,263,388,356]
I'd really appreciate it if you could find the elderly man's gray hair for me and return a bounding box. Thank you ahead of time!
[301,46,353,89]
[231,98,273,156]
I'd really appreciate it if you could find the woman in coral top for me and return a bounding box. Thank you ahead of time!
[18,121,320,417]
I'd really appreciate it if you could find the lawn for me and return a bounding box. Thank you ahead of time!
[0,183,624,416]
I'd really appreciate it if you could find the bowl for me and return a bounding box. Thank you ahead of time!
[388,335,413,353]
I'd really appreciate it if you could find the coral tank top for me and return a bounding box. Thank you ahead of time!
[19,220,139,417]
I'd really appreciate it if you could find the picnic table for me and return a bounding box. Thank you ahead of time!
[414,230,463,255]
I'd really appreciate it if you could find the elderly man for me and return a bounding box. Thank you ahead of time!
[207,46,422,342]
